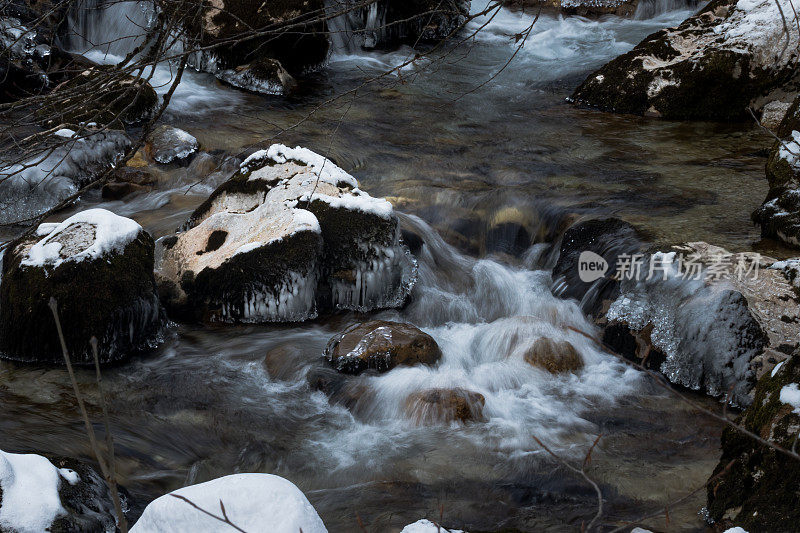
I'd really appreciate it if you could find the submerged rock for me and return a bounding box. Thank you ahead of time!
[405,388,486,424]
[551,217,642,316]
[145,125,198,164]
[324,320,442,374]
[600,243,800,406]
[130,473,327,533]
[0,450,140,532]
[572,0,800,120]
[0,208,165,365]
[706,350,800,531]
[753,95,800,247]
[101,166,156,200]
[158,144,416,323]
[0,128,131,225]
[523,337,584,373]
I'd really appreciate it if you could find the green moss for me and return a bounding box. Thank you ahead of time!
[707,353,800,531]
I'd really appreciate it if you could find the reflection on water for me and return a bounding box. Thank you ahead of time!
[0,2,769,531]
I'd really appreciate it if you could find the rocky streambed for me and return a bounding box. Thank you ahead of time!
[2,0,800,531]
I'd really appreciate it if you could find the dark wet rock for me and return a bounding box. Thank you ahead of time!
[38,64,159,126]
[523,337,584,373]
[552,217,642,316]
[503,0,641,18]
[306,365,373,410]
[160,144,416,323]
[101,167,156,200]
[405,388,486,424]
[572,0,800,120]
[145,125,198,164]
[327,0,469,51]
[599,243,800,406]
[172,0,328,94]
[706,350,800,531]
[0,208,165,365]
[0,128,131,225]
[0,450,141,532]
[264,343,309,380]
[324,320,442,374]
[216,57,297,96]
[753,94,800,247]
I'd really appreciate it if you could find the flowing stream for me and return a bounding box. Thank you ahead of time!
[0,0,782,530]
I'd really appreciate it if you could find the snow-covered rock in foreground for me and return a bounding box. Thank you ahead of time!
[0,449,139,532]
[0,129,130,225]
[706,349,800,531]
[753,95,800,247]
[401,519,465,533]
[0,208,165,364]
[130,474,327,533]
[572,0,800,120]
[146,125,198,164]
[601,242,800,406]
[158,144,416,323]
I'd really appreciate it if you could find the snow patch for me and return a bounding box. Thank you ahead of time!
[130,473,327,533]
[243,144,358,189]
[401,519,465,533]
[778,130,800,169]
[22,208,141,268]
[0,450,74,533]
[780,383,800,414]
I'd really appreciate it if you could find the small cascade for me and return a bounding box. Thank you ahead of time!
[64,0,155,57]
[325,0,388,54]
[633,0,697,19]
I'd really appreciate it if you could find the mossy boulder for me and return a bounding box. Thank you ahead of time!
[706,351,800,531]
[0,209,165,365]
[164,144,416,322]
[523,337,584,373]
[405,387,486,424]
[572,0,800,121]
[323,320,442,374]
[753,94,800,247]
[39,64,159,126]
[0,450,141,532]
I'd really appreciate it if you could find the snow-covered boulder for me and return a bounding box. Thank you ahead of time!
[572,0,800,120]
[146,125,198,164]
[0,450,140,532]
[600,242,800,406]
[158,144,416,323]
[753,95,800,246]
[401,519,465,533]
[0,128,131,225]
[130,474,327,533]
[0,208,165,365]
[323,320,442,374]
[706,349,800,531]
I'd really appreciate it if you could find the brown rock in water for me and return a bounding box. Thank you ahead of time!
[324,320,442,374]
[405,388,486,424]
[263,343,307,380]
[523,337,584,373]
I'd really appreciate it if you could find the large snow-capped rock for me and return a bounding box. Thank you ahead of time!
[601,242,800,406]
[0,128,131,225]
[0,450,140,532]
[157,144,416,323]
[571,0,800,120]
[401,519,465,532]
[753,95,800,246]
[706,349,800,531]
[0,208,165,364]
[130,474,327,533]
